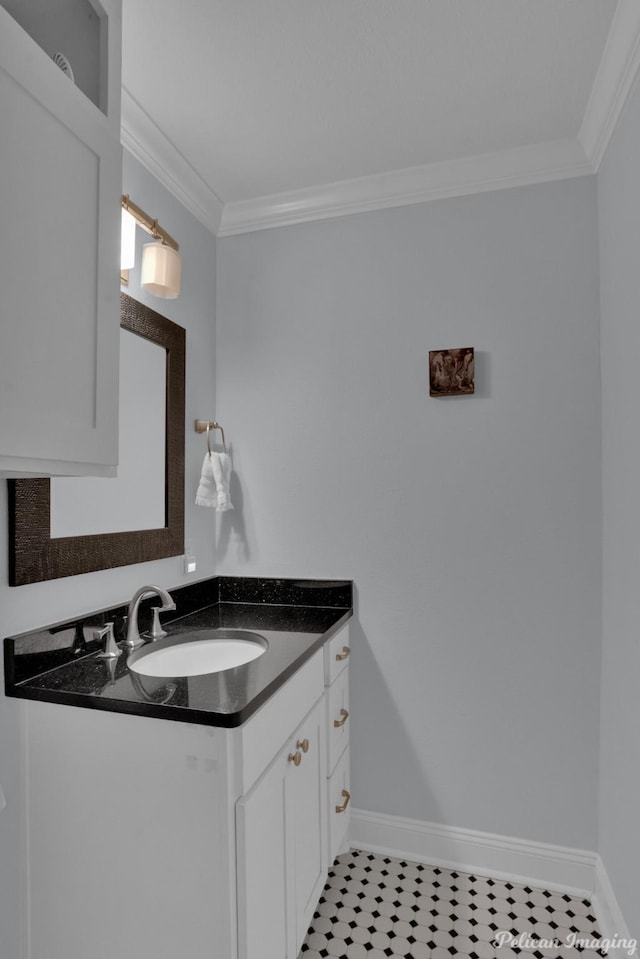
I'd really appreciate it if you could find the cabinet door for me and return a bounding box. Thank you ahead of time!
[237,696,328,959]
[0,4,121,476]
[287,696,328,952]
[236,753,288,959]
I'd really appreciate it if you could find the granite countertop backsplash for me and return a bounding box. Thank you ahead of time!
[4,577,353,727]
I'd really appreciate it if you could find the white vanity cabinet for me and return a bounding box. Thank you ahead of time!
[20,627,352,959]
[0,0,122,476]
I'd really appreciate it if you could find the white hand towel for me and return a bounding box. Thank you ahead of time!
[195,451,234,511]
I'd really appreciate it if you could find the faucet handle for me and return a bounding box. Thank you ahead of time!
[95,623,121,660]
[149,606,168,641]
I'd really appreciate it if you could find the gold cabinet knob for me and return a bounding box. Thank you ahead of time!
[335,788,351,814]
[333,708,349,728]
[297,738,310,753]
[288,751,302,767]
[335,646,350,662]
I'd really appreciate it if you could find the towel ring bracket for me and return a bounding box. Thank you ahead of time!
[195,419,226,454]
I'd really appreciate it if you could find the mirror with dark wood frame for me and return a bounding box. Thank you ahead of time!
[8,293,185,585]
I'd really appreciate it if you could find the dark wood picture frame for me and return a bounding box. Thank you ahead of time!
[429,347,475,397]
[8,293,185,585]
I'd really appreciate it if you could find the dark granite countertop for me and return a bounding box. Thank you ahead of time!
[4,577,353,727]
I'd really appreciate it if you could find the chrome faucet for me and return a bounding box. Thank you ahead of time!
[123,585,176,649]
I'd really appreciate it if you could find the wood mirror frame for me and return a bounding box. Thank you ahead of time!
[8,293,185,585]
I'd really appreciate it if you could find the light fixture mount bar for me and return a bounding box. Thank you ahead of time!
[121,194,179,251]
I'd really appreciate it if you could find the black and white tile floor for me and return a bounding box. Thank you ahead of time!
[300,848,604,959]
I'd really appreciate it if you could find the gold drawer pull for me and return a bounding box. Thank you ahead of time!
[288,751,302,767]
[333,708,350,728]
[297,738,310,754]
[335,789,351,814]
[335,646,350,662]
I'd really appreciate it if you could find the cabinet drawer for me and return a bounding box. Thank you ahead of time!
[324,624,351,686]
[240,650,324,793]
[326,666,350,775]
[327,746,351,863]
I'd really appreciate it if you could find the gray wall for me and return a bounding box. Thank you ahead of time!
[598,76,640,934]
[0,142,619,955]
[0,150,217,956]
[216,178,603,848]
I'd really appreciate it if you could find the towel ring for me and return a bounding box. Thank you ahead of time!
[196,420,226,454]
[206,423,226,454]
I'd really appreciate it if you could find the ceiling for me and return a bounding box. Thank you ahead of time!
[120,0,640,235]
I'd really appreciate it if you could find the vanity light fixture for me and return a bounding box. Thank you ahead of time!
[120,194,182,299]
[120,208,136,272]
[141,241,182,299]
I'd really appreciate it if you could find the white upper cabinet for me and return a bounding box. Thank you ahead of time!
[0,0,122,476]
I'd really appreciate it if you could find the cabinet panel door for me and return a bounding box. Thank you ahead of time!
[287,697,328,951]
[0,8,120,475]
[236,753,288,959]
[328,746,351,863]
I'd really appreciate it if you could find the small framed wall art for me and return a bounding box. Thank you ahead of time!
[429,347,475,397]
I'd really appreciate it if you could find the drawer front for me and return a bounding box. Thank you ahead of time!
[326,666,350,775]
[241,650,325,793]
[324,624,351,687]
[327,746,351,863]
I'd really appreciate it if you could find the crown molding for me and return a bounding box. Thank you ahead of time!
[122,0,640,240]
[217,139,593,236]
[121,87,224,235]
[579,0,640,170]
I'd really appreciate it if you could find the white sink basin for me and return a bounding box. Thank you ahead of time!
[128,629,268,678]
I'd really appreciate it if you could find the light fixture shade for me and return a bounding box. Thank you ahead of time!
[120,208,136,271]
[141,242,182,299]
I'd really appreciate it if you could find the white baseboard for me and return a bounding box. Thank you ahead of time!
[593,856,636,957]
[350,807,596,898]
[350,809,637,953]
